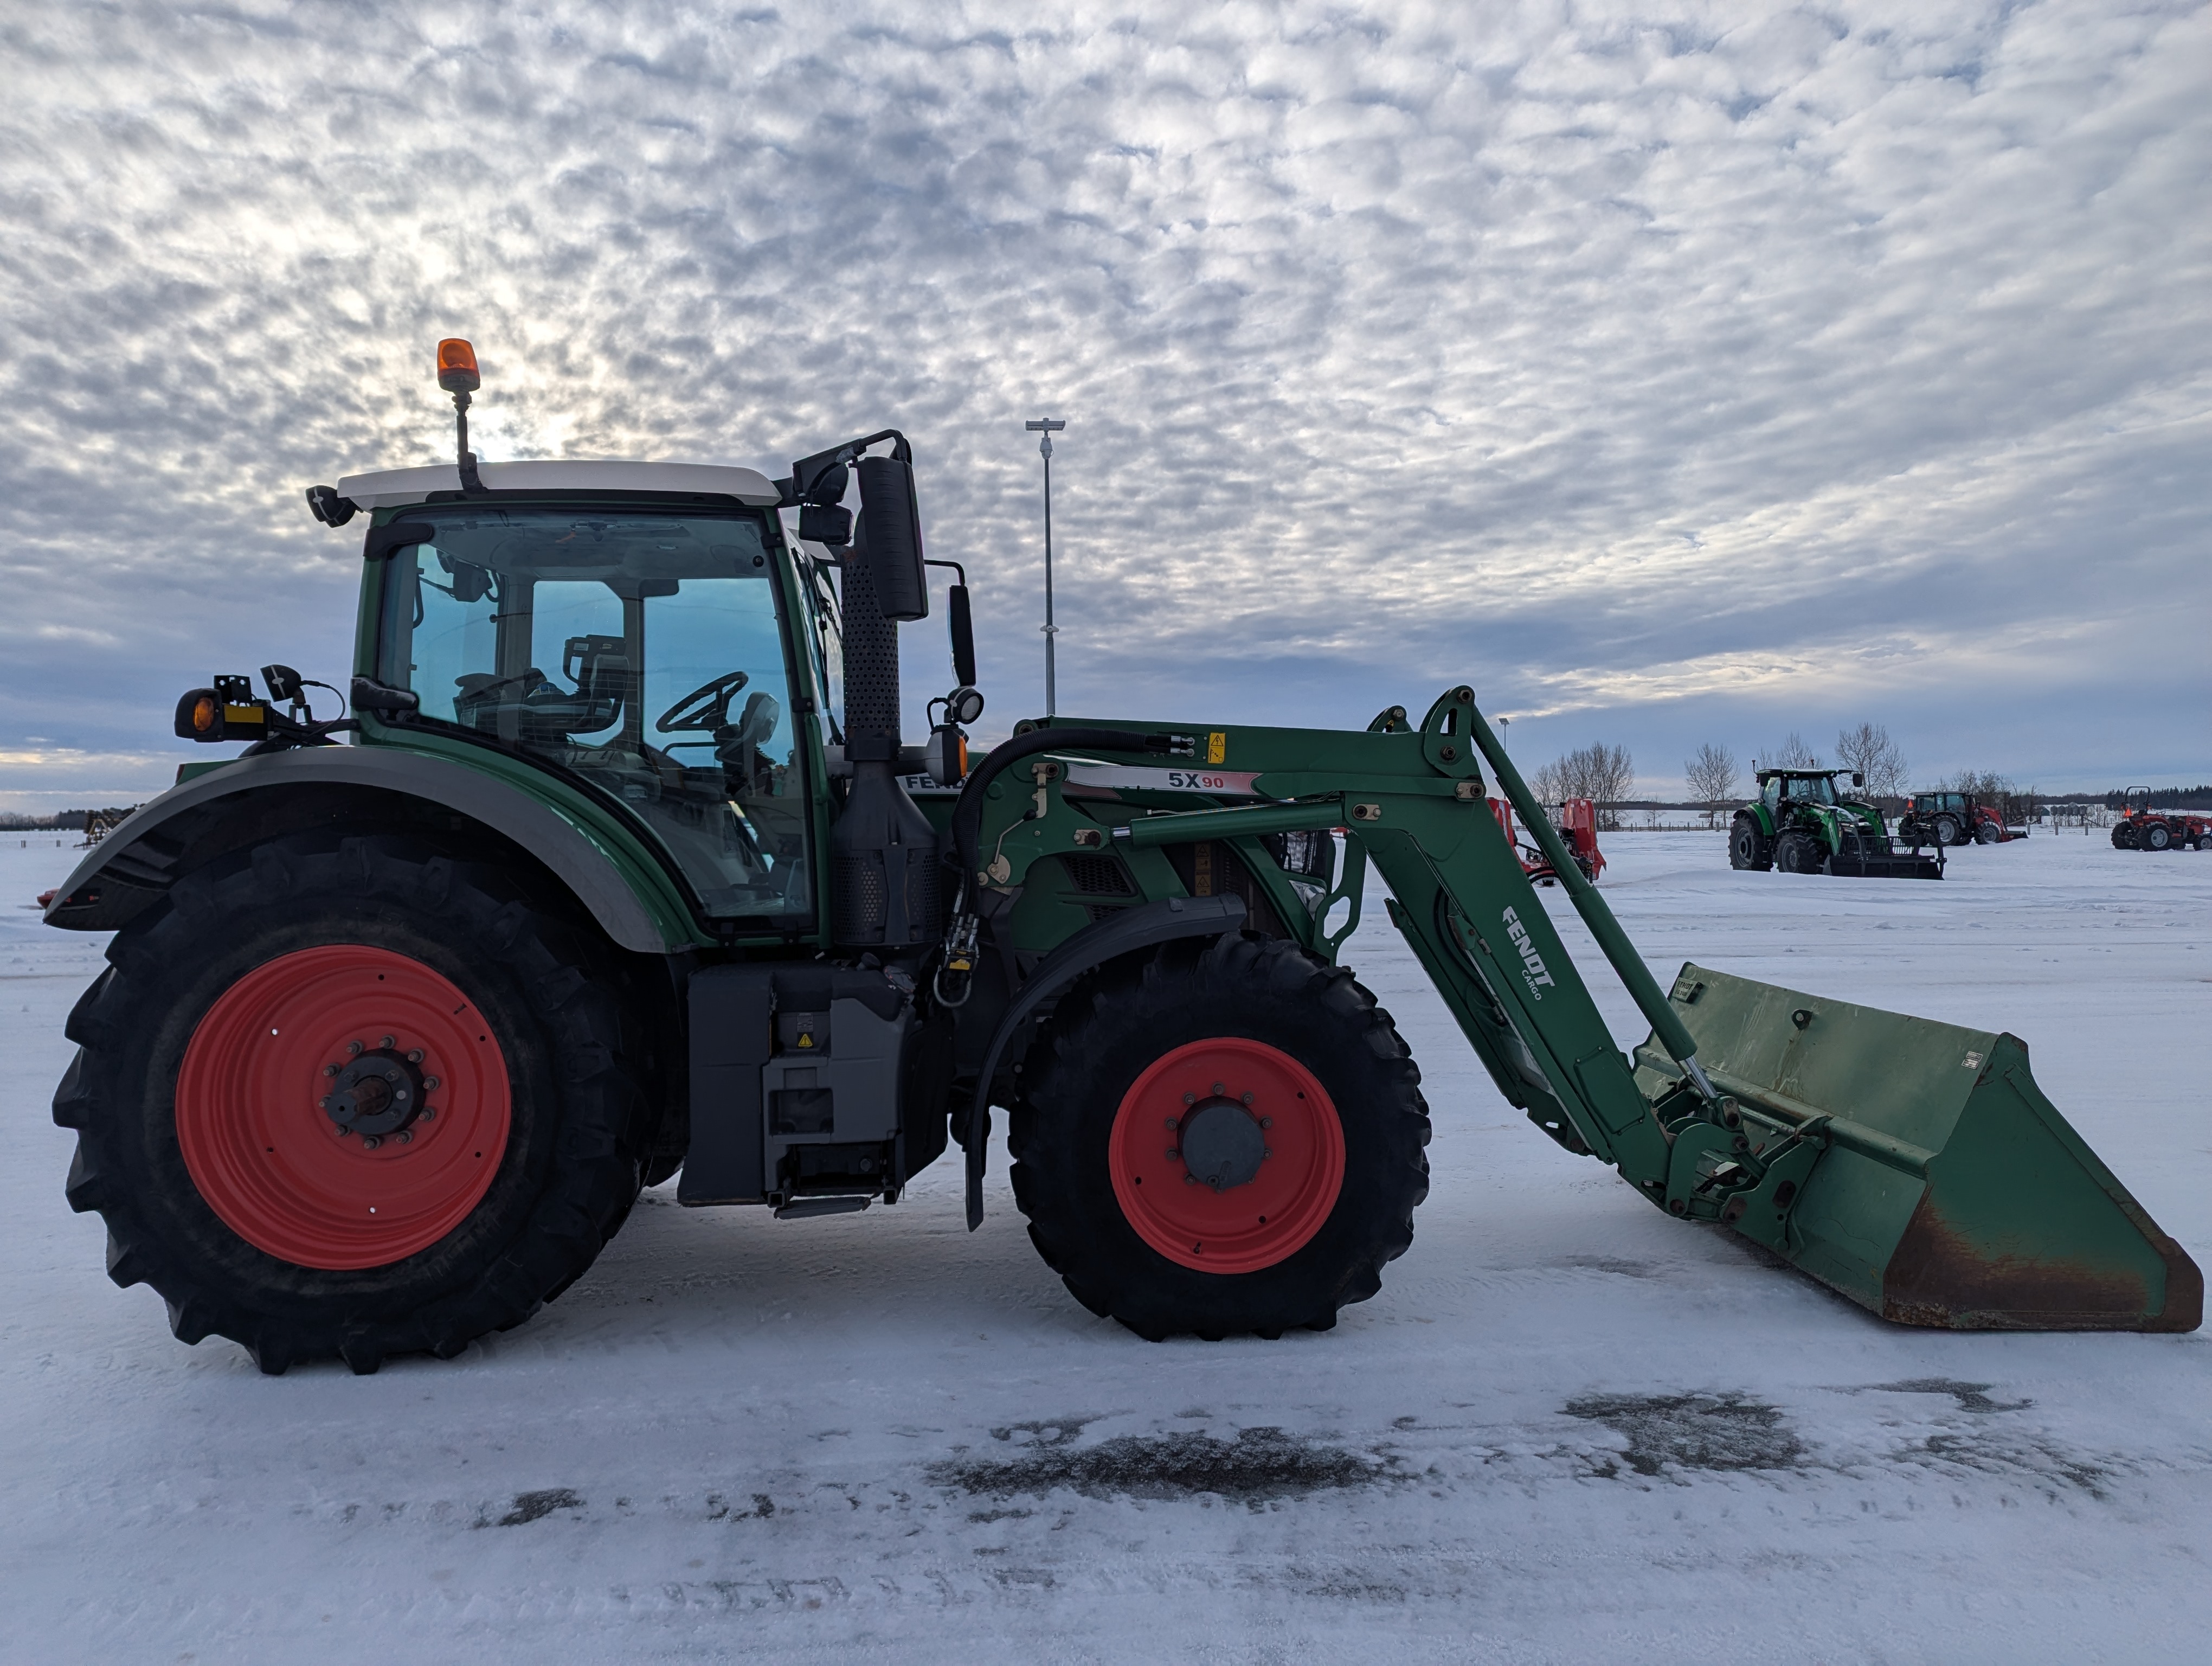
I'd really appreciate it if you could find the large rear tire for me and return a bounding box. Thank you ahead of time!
[1932,815,1963,847]
[1008,935,1429,1340]
[52,834,653,1374]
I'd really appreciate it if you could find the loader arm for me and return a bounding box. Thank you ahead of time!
[1011,686,2197,1333]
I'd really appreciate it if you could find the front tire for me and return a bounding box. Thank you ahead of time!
[2144,822,2173,851]
[1729,816,1773,871]
[1975,818,2001,844]
[1774,830,1825,874]
[52,834,652,1374]
[1009,935,1430,1340]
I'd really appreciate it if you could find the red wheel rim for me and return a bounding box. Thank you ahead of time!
[1108,1037,1346,1274]
[175,945,512,1270]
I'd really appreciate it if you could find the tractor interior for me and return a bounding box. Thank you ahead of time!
[377,507,812,921]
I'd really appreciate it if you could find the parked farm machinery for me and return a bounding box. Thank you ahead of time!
[1487,793,1605,885]
[38,342,2196,1374]
[2108,788,2211,852]
[1896,791,2029,848]
[1729,767,1943,880]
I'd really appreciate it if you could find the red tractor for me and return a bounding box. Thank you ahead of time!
[1894,791,2028,849]
[1490,796,1606,884]
[2110,787,2212,851]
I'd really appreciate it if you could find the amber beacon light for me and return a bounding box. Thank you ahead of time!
[436,338,488,493]
[436,338,481,394]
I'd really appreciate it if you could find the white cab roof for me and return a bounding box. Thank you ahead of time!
[334,459,783,509]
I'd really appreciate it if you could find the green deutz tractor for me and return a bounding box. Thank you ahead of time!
[1729,766,1943,880]
[42,344,2195,1374]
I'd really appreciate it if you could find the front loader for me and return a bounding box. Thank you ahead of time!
[41,344,2197,1373]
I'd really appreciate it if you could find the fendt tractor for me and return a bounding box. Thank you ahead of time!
[43,344,2198,1374]
[1728,766,1944,880]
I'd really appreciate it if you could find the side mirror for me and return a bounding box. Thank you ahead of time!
[855,456,928,621]
[1852,772,1864,788]
[947,583,977,687]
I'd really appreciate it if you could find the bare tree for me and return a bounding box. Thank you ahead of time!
[1835,722,1909,802]
[1684,743,1739,830]
[1758,731,1816,769]
[1950,767,2012,798]
[1536,742,1635,830]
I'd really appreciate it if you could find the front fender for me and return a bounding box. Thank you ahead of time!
[961,893,1248,1228]
[41,747,693,954]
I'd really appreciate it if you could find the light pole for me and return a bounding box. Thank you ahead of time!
[1025,418,1065,714]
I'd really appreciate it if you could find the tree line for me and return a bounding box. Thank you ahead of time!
[1525,724,2040,830]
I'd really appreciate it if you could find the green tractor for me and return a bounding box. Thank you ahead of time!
[1729,766,1943,880]
[40,343,2194,1373]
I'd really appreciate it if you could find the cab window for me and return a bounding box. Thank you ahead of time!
[375,506,810,924]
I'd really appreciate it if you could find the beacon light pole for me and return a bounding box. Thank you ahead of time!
[1025,418,1066,715]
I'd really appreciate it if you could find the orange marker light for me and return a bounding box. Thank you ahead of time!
[436,338,481,395]
[193,695,218,734]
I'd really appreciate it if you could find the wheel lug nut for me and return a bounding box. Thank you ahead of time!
[1166,1149,1181,1161]
[407,1050,424,1065]
[1241,1092,1255,1106]
[346,1040,364,1057]
[1183,1174,1195,1185]
[1212,1082,1224,1094]
[362,1136,381,1150]
[421,1107,437,1121]
[1163,1118,1178,1132]
[423,1077,440,1091]
[323,1063,340,1078]
[397,1131,412,1144]
[1259,1117,1272,1129]
[1181,1093,1195,1106]
[380,1035,396,1049]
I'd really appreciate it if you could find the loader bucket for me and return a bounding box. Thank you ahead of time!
[1632,965,2201,1332]
[1829,829,1944,880]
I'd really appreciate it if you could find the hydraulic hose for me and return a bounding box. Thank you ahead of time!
[946,725,1184,907]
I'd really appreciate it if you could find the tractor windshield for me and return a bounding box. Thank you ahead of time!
[1785,775,1838,806]
[372,505,812,924]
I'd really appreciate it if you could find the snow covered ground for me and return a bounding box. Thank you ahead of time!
[2,828,2207,1664]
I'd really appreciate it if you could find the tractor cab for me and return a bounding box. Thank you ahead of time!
[360,489,816,923]
[1759,767,1847,808]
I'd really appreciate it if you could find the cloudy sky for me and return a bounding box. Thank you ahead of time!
[2,0,2205,810]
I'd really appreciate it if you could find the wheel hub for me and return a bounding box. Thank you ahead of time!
[1176,1097,1268,1191]
[319,1040,434,1145]
[175,944,510,1270]
[1108,1039,1345,1274]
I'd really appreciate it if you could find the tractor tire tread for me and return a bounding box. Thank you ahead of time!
[49,832,651,1375]
[1007,933,1429,1341]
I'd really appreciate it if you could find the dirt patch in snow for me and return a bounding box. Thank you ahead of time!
[933,1424,1385,1502]
[1566,1392,1807,1478]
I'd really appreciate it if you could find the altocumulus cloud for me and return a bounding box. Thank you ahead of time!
[0,0,2204,804]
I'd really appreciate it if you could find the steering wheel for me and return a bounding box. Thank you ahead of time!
[655,670,750,733]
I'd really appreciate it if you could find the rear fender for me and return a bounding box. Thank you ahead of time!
[40,748,691,954]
